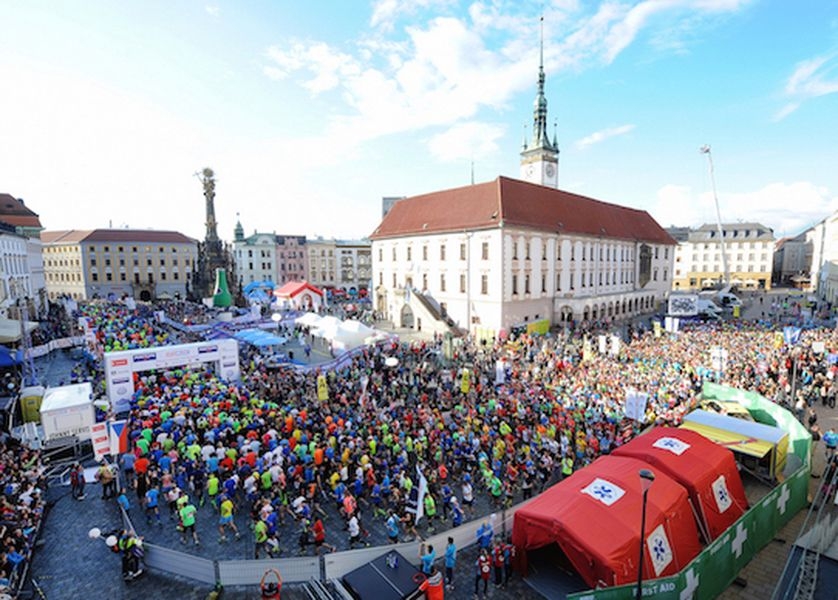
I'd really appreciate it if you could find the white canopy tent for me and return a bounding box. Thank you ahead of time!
[0,318,38,344]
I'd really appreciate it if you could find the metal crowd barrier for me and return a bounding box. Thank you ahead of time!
[115,501,531,588]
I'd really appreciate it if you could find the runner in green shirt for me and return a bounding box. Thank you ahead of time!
[178,499,199,545]
[253,518,268,559]
[207,473,220,509]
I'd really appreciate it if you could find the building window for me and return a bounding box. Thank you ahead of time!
[482,242,488,260]
[525,274,530,294]
[90,258,96,266]
[440,274,446,292]
[407,247,412,261]
[460,243,466,260]
[541,274,546,293]
[161,272,167,281]
[440,245,446,261]
[512,276,518,295]
[91,273,98,282]
[481,274,488,294]
[392,273,397,287]
[378,248,383,261]
[556,274,561,292]
[422,274,427,290]
[120,272,126,281]
[460,274,466,293]
[379,273,383,285]
[106,273,113,281]
[422,246,428,261]
[392,247,397,261]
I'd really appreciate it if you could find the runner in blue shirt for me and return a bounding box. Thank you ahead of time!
[145,485,161,524]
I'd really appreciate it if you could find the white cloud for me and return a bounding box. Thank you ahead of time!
[427,121,506,161]
[774,53,838,120]
[205,5,220,18]
[560,0,752,67]
[370,0,455,31]
[575,123,635,149]
[262,1,751,157]
[650,181,838,236]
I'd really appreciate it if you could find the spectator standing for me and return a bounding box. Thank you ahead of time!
[444,537,457,590]
[474,548,491,599]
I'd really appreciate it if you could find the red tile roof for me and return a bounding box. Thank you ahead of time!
[274,280,324,298]
[0,194,42,228]
[371,177,676,245]
[41,229,196,244]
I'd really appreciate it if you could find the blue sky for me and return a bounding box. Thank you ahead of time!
[1,0,836,242]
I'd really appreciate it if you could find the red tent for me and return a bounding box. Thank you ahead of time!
[611,427,748,541]
[512,455,702,589]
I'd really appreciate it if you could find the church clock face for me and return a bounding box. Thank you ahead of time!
[545,163,556,178]
[526,164,535,177]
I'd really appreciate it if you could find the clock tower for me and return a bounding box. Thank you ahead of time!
[520,18,559,188]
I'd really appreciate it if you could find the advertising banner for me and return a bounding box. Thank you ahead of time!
[90,422,110,460]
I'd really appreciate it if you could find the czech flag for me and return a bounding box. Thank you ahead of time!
[108,420,129,455]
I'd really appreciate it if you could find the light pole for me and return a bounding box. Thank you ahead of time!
[699,145,729,288]
[637,468,655,599]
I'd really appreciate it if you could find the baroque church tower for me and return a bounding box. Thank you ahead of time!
[520,18,559,188]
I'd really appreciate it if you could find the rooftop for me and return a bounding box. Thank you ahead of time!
[371,176,675,245]
[41,229,196,245]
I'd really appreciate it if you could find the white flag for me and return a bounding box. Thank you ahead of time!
[652,437,691,456]
[581,478,625,506]
[711,475,733,513]
[646,524,674,576]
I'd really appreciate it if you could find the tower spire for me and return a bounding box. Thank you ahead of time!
[519,14,559,188]
[531,15,552,150]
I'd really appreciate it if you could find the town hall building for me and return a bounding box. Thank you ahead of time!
[371,39,675,338]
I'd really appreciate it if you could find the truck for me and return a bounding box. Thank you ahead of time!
[696,298,723,319]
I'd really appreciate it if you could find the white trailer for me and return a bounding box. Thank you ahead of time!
[39,382,95,442]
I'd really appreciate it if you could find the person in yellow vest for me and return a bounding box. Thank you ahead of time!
[561,454,574,480]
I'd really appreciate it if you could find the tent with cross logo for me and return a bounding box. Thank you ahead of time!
[511,455,702,589]
[611,427,749,542]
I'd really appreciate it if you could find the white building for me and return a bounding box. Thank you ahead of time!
[0,194,46,316]
[669,223,774,291]
[371,177,674,337]
[232,220,309,287]
[307,238,337,290]
[0,222,34,318]
[307,238,371,295]
[796,211,838,304]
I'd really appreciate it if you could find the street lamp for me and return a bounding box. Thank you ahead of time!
[637,468,656,599]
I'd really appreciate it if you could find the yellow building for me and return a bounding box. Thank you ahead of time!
[41,229,197,301]
[669,223,774,291]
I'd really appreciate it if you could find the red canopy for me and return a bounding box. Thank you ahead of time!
[612,427,748,541]
[512,455,702,589]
